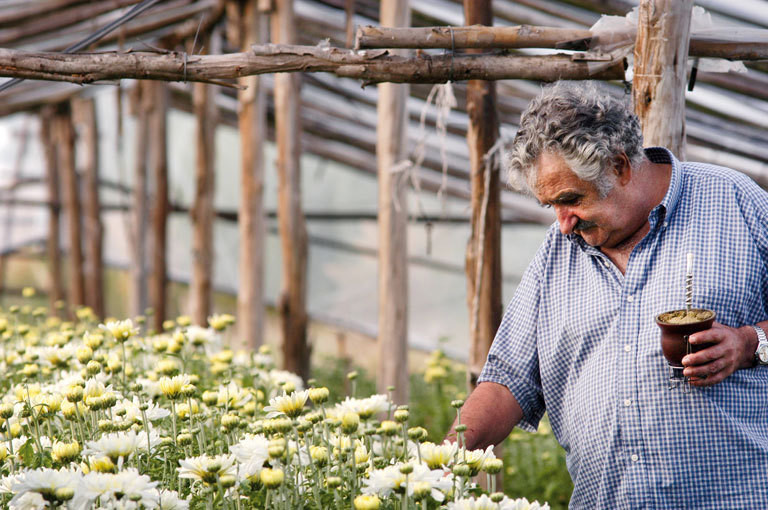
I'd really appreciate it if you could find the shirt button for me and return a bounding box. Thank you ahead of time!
[624,345,631,352]
[631,454,639,462]
[623,399,632,407]
[663,222,668,228]
[626,295,634,302]
[603,260,610,267]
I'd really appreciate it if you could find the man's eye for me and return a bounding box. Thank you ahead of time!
[539,203,552,209]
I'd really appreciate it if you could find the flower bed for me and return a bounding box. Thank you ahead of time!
[0,300,549,509]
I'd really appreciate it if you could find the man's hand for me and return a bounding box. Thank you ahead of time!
[444,382,523,450]
[682,322,757,386]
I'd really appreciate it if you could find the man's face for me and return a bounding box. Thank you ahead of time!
[534,151,633,249]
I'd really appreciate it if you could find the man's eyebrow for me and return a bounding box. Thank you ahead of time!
[550,191,582,204]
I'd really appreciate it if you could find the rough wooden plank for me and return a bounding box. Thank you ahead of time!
[190,32,219,326]
[463,0,502,393]
[72,96,105,319]
[129,82,149,318]
[633,0,694,158]
[236,0,267,351]
[376,0,410,405]
[273,0,310,380]
[148,81,169,333]
[0,46,627,85]
[55,103,85,313]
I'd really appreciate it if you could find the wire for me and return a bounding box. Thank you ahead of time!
[0,0,164,94]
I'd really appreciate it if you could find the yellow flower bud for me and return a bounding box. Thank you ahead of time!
[260,468,285,488]
[354,494,381,510]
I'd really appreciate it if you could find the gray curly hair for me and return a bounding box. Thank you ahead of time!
[506,81,645,197]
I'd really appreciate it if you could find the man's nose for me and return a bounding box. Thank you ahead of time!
[555,207,578,235]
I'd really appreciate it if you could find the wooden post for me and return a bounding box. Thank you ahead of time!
[376,0,410,405]
[40,106,65,314]
[463,0,503,391]
[55,103,85,312]
[234,0,267,351]
[190,30,219,326]
[72,96,105,319]
[464,0,504,489]
[632,0,694,159]
[148,80,169,333]
[129,82,149,318]
[273,0,310,380]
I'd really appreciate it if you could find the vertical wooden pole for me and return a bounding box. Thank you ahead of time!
[40,106,65,314]
[463,0,502,391]
[148,81,169,333]
[376,0,410,404]
[273,0,310,380]
[633,0,694,159]
[464,0,503,489]
[234,0,267,351]
[56,103,85,312]
[72,96,105,319]
[190,31,219,326]
[130,82,149,318]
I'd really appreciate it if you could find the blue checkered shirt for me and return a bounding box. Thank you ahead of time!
[479,148,768,508]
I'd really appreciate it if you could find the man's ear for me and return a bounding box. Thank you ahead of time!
[613,153,632,186]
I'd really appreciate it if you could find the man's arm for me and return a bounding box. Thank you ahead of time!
[444,381,524,450]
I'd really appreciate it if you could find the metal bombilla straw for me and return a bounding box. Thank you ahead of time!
[680,252,694,389]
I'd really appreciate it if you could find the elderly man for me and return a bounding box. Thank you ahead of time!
[455,81,768,507]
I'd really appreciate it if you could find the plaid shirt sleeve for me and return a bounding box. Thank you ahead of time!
[477,229,553,432]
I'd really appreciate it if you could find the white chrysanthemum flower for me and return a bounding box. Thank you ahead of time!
[99,319,140,342]
[178,454,237,486]
[420,441,458,469]
[464,445,496,472]
[76,468,159,509]
[215,381,252,409]
[158,489,190,510]
[82,430,160,463]
[9,467,80,508]
[121,396,170,423]
[0,473,21,494]
[267,369,304,393]
[185,325,217,347]
[334,394,390,419]
[448,495,551,510]
[363,463,452,502]
[230,434,269,467]
[9,491,46,510]
[38,345,75,368]
[264,390,309,418]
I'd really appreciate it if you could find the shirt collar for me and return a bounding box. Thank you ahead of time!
[644,147,682,228]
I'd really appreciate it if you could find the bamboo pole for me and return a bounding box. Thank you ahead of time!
[376,0,409,405]
[273,0,310,380]
[71,96,105,319]
[148,80,169,333]
[55,103,85,312]
[632,0,694,159]
[190,31,219,327]
[0,46,627,85]
[463,1,502,392]
[235,0,267,351]
[40,106,65,314]
[129,82,149,318]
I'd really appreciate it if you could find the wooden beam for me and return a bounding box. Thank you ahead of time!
[40,106,65,315]
[376,0,410,405]
[55,103,85,313]
[148,80,169,333]
[72,96,105,319]
[355,25,768,61]
[633,0,694,159]
[463,1,502,394]
[273,0,310,381]
[356,25,594,49]
[0,46,627,85]
[236,0,267,351]
[190,32,219,326]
